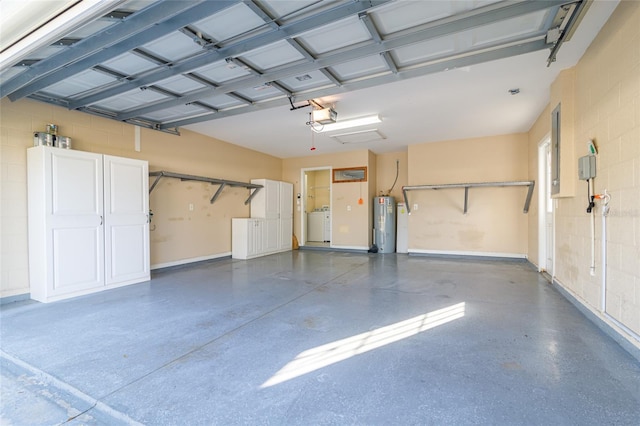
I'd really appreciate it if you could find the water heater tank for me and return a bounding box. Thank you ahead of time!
[373,196,396,253]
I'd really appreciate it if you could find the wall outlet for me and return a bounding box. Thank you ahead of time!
[189,203,194,211]
[413,204,418,211]
[347,205,351,211]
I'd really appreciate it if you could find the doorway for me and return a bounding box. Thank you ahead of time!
[538,137,554,276]
[300,167,331,248]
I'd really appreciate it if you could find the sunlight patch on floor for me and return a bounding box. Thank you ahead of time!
[261,302,466,387]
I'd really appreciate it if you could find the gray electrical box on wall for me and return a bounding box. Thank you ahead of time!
[551,104,561,194]
[578,155,596,180]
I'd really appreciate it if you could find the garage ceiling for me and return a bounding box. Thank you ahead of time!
[0,0,617,158]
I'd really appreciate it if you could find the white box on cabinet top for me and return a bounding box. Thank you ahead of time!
[27,146,150,303]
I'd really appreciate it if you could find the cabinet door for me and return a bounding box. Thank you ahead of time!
[103,155,150,286]
[264,218,279,253]
[48,149,105,296]
[232,218,250,259]
[264,180,280,219]
[249,219,264,256]
[250,179,279,219]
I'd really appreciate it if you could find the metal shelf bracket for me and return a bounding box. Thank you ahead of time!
[149,170,262,205]
[402,180,535,214]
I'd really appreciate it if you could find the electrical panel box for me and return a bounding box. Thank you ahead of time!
[551,104,561,194]
[578,155,596,180]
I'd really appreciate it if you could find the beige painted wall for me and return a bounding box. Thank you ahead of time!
[543,0,640,340]
[282,150,375,249]
[0,98,281,298]
[407,134,529,255]
[142,128,281,267]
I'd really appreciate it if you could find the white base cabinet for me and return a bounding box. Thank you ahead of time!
[27,146,150,303]
[232,218,264,260]
[232,179,293,260]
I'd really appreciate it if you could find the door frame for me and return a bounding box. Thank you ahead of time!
[300,166,332,247]
[538,135,554,275]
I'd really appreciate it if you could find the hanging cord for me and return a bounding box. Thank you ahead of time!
[309,121,316,151]
[306,114,324,133]
[586,178,595,213]
[386,160,400,195]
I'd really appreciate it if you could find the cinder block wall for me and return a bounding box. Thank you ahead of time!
[533,1,640,346]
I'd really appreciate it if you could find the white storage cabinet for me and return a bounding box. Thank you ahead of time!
[250,179,293,252]
[232,179,293,259]
[231,218,264,259]
[27,146,150,303]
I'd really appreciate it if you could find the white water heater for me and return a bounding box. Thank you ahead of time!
[373,196,396,253]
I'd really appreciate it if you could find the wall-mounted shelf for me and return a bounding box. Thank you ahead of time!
[402,180,535,214]
[149,170,263,205]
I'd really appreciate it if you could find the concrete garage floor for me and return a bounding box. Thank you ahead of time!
[1,251,639,425]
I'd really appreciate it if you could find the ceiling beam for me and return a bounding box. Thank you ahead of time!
[115,0,564,122]
[268,81,293,97]
[160,38,548,129]
[358,12,383,43]
[242,0,280,30]
[547,0,590,65]
[320,69,343,87]
[5,1,242,101]
[358,11,399,74]
[66,0,393,110]
[184,72,253,106]
[380,51,399,74]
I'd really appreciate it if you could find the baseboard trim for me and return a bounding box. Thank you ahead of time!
[151,252,231,270]
[299,245,370,254]
[0,293,31,306]
[409,249,527,260]
[551,278,640,363]
[328,245,369,252]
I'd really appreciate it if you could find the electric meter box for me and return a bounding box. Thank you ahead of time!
[578,155,596,180]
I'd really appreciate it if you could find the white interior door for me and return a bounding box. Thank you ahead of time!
[545,145,554,274]
[103,155,150,286]
[49,149,104,294]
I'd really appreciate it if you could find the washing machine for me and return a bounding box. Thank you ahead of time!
[307,211,325,242]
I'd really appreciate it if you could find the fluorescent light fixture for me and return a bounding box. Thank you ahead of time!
[315,114,381,133]
[330,129,386,144]
[0,0,126,71]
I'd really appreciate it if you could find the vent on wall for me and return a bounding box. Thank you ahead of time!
[329,129,386,144]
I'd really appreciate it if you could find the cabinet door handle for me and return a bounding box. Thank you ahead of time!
[100,215,103,226]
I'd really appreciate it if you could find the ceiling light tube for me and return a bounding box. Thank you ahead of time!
[315,114,381,133]
[0,0,126,71]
